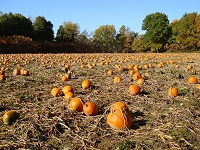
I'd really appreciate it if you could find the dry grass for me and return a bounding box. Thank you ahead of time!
[0,53,200,150]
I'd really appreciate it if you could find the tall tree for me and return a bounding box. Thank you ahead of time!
[131,34,145,52]
[142,12,171,52]
[116,25,138,52]
[173,12,200,51]
[93,25,116,52]
[33,16,54,41]
[55,21,80,42]
[0,13,33,37]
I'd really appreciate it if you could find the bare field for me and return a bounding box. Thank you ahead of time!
[0,53,200,150]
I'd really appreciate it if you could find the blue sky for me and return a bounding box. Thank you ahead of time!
[0,0,199,35]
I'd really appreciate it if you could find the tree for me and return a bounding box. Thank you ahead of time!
[55,21,80,42]
[93,25,116,52]
[142,12,171,52]
[0,13,33,38]
[116,25,138,52]
[173,12,200,51]
[131,34,146,52]
[33,16,54,41]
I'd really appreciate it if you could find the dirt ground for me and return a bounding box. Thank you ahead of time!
[0,53,200,150]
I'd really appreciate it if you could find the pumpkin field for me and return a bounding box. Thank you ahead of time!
[0,53,200,150]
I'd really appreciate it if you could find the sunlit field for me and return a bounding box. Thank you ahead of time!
[0,53,200,149]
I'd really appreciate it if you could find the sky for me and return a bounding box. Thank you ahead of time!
[0,0,200,35]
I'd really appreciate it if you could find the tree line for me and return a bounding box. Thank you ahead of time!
[0,11,200,53]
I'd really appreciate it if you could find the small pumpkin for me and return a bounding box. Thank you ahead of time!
[51,87,62,97]
[136,78,144,85]
[114,76,121,83]
[69,97,83,112]
[82,79,91,89]
[62,85,74,94]
[129,84,140,95]
[132,72,142,80]
[13,68,20,76]
[107,109,132,130]
[63,91,74,100]
[2,110,19,125]
[61,75,68,81]
[188,76,198,84]
[83,101,98,116]
[107,70,113,75]
[168,87,178,97]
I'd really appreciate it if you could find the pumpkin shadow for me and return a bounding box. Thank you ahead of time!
[129,110,147,130]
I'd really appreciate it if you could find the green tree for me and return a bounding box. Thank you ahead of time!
[173,12,200,51]
[93,25,116,52]
[33,16,54,41]
[55,21,80,42]
[116,25,138,52]
[131,34,146,52]
[0,13,33,37]
[142,12,171,52]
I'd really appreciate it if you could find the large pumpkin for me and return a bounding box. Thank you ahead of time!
[107,109,132,130]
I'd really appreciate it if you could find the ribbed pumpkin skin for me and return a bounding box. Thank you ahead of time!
[168,87,178,97]
[107,109,132,130]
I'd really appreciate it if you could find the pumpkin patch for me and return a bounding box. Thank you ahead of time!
[0,53,200,149]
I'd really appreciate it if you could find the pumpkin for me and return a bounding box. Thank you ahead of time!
[63,91,74,100]
[69,97,83,112]
[188,76,198,84]
[136,78,144,85]
[132,71,142,80]
[129,70,135,75]
[83,102,98,116]
[82,79,91,89]
[168,87,178,97]
[111,102,129,113]
[51,87,62,97]
[129,84,140,95]
[23,69,29,76]
[107,109,132,130]
[61,75,68,81]
[13,68,20,76]
[107,70,113,75]
[0,74,6,80]
[114,76,121,83]
[2,110,19,125]
[62,85,74,94]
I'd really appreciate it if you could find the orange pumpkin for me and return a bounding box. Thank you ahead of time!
[13,68,20,76]
[107,70,113,75]
[61,75,68,81]
[107,109,132,130]
[136,78,144,85]
[114,76,121,83]
[132,72,142,80]
[63,92,74,100]
[83,101,98,116]
[69,97,83,112]
[188,76,198,84]
[51,87,62,97]
[82,79,91,89]
[62,85,74,94]
[168,87,178,97]
[2,110,19,125]
[129,85,140,95]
